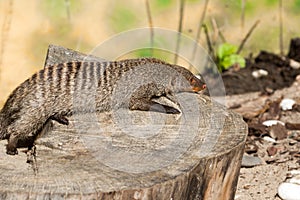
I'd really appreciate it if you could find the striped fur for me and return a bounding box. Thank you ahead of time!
[0,58,206,155]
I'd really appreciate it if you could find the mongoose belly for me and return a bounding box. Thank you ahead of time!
[0,58,206,155]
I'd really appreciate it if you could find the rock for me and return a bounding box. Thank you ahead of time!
[280,98,296,111]
[262,120,285,127]
[285,122,300,130]
[289,175,300,185]
[289,59,300,69]
[268,124,288,140]
[263,136,277,143]
[241,154,263,167]
[278,182,300,200]
[252,69,268,78]
[267,146,278,156]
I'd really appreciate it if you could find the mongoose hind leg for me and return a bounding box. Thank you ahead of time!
[5,116,43,155]
[6,135,19,155]
[6,132,36,155]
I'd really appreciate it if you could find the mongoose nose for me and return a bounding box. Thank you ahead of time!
[192,84,206,92]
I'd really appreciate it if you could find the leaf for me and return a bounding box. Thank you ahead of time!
[229,54,245,67]
[217,43,237,60]
[216,43,246,71]
[221,54,246,70]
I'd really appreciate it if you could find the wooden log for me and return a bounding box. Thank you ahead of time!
[43,44,105,67]
[0,45,248,200]
[288,37,300,62]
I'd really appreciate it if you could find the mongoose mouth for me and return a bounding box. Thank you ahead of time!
[192,84,206,93]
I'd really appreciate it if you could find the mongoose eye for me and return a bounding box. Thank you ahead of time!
[190,77,197,85]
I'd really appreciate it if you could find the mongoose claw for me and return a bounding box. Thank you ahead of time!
[162,105,181,114]
[151,96,182,114]
[149,103,180,114]
[50,114,69,125]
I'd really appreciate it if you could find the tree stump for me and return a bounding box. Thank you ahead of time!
[0,45,248,200]
[288,37,300,62]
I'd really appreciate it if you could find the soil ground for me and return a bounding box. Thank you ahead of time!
[224,45,300,200]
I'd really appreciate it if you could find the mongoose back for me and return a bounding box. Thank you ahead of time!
[0,58,206,155]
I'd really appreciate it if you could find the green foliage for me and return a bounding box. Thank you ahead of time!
[265,0,278,6]
[135,49,153,58]
[216,43,246,72]
[110,5,138,32]
[134,49,171,61]
[154,0,173,8]
[41,0,80,20]
[292,0,300,13]
[220,0,255,14]
[186,0,199,3]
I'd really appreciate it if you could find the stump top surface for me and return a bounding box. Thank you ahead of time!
[0,94,247,194]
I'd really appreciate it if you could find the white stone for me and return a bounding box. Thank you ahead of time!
[289,175,300,185]
[288,170,300,176]
[252,69,268,78]
[263,136,277,143]
[278,182,300,200]
[280,98,296,111]
[290,59,300,69]
[262,120,285,127]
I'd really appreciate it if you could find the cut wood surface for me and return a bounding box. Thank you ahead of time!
[0,45,248,200]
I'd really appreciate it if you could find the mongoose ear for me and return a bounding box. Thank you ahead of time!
[172,77,177,85]
[168,77,176,87]
[165,77,179,93]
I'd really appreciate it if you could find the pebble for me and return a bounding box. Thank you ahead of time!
[252,69,268,78]
[289,59,300,69]
[263,136,277,143]
[280,98,296,111]
[267,146,277,156]
[288,170,300,176]
[262,120,285,127]
[278,182,300,200]
[289,175,300,185]
[241,154,263,167]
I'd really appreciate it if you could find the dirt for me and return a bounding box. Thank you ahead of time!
[226,38,300,200]
[223,51,300,96]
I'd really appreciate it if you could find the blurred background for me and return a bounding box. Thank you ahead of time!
[0,0,299,105]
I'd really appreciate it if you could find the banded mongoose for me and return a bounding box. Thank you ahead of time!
[0,58,206,155]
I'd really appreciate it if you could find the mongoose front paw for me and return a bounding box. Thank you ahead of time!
[50,114,69,125]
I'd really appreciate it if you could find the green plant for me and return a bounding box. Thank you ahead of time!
[109,5,138,32]
[216,43,246,72]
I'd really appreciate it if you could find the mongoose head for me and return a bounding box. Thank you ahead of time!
[171,65,206,93]
[188,75,206,92]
